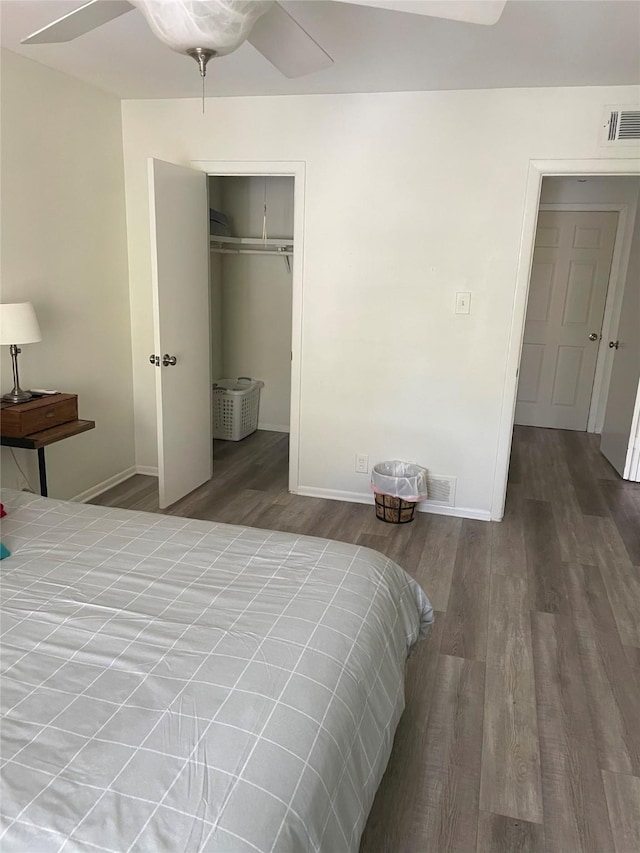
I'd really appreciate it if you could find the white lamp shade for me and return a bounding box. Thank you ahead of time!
[0,302,42,345]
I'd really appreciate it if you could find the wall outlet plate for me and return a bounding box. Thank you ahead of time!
[355,453,369,473]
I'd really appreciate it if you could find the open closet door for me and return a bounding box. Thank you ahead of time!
[600,373,640,480]
[599,211,640,481]
[148,158,212,508]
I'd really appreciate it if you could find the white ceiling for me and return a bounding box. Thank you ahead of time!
[1,0,639,100]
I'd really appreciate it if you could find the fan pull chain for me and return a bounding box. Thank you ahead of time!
[186,48,215,116]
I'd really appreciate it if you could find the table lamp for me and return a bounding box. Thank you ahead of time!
[0,302,42,403]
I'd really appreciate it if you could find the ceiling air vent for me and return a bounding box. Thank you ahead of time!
[602,106,640,146]
[423,474,456,507]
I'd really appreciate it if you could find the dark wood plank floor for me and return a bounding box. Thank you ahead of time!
[91,427,640,853]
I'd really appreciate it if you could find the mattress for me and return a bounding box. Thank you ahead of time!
[0,489,433,852]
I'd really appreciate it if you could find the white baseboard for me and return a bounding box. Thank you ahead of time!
[295,487,373,504]
[295,486,492,522]
[258,423,290,433]
[72,469,491,522]
[136,465,159,477]
[72,465,158,504]
[72,466,137,503]
[418,503,492,521]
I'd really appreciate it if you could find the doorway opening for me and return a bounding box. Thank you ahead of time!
[207,174,294,498]
[504,173,640,516]
[147,158,303,511]
[514,176,640,492]
[514,178,629,433]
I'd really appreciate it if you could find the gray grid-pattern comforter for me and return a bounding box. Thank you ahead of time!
[0,489,433,852]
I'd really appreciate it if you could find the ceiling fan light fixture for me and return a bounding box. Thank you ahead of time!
[130,0,273,55]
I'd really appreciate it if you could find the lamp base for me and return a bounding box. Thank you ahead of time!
[4,345,33,404]
[2,389,33,404]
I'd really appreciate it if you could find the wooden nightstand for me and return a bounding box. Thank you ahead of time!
[0,394,95,496]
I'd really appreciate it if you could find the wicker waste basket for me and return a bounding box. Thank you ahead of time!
[371,461,429,525]
[374,493,417,524]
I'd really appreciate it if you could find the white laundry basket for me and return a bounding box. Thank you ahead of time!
[212,377,264,441]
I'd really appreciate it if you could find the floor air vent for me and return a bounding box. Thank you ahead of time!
[602,106,640,145]
[424,474,456,507]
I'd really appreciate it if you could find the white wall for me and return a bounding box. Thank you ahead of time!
[220,255,293,431]
[121,84,640,518]
[209,252,224,382]
[220,176,294,238]
[214,176,293,431]
[1,49,134,500]
[208,177,224,381]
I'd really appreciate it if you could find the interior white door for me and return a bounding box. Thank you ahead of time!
[600,211,640,478]
[515,210,618,430]
[149,158,212,508]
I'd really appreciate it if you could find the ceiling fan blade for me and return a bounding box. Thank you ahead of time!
[332,0,507,26]
[248,3,333,78]
[21,0,134,45]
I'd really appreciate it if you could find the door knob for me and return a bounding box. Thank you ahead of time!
[149,354,159,366]
[162,354,177,366]
[609,340,619,350]
[588,332,599,341]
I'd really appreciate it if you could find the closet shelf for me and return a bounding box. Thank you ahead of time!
[210,236,293,256]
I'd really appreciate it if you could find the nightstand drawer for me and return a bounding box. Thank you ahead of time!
[0,394,78,438]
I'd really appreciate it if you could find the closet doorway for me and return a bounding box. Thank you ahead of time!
[197,160,305,504]
[208,173,294,492]
[149,159,304,509]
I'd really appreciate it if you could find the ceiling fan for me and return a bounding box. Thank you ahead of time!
[21,0,507,80]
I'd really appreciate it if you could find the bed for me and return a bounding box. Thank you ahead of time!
[0,488,433,853]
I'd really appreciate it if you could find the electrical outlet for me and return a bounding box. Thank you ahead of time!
[355,453,369,474]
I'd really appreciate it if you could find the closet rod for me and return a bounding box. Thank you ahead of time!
[210,248,293,257]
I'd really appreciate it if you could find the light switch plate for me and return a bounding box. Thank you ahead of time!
[456,292,471,314]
